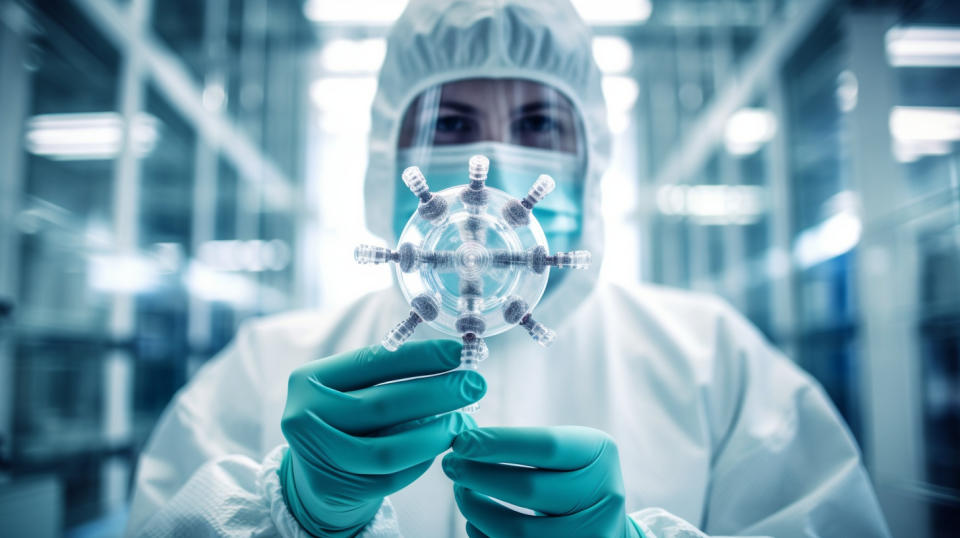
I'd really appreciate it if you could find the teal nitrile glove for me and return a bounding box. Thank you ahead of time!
[279,340,486,537]
[443,426,645,538]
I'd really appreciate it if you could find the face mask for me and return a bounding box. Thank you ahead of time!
[394,142,584,253]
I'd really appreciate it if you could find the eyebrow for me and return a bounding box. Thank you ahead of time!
[437,99,573,117]
[437,100,480,115]
[512,100,573,116]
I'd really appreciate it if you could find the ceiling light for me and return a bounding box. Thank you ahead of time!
[572,0,652,24]
[321,39,387,73]
[25,112,160,161]
[890,106,960,143]
[724,108,777,156]
[304,0,407,24]
[886,26,960,67]
[592,36,633,73]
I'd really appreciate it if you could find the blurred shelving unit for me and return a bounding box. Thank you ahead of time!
[0,0,311,532]
[639,2,960,536]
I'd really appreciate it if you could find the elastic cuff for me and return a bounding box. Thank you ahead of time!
[259,446,400,538]
[260,446,312,538]
[628,507,708,538]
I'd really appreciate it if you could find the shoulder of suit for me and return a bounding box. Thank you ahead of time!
[589,279,733,323]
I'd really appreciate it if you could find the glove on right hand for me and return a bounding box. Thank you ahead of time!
[279,339,485,537]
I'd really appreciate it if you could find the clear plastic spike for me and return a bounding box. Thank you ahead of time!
[551,250,592,269]
[522,174,556,207]
[355,244,396,265]
[501,174,556,228]
[381,293,440,351]
[521,314,556,347]
[401,166,430,197]
[502,296,555,347]
[402,166,448,223]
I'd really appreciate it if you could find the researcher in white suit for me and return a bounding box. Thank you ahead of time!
[126,0,891,536]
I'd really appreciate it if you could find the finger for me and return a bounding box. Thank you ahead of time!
[465,522,490,538]
[443,454,599,515]
[452,426,612,470]
[286,448,433,501]
[455,486,595,538]
[299,340,462,391]
[454,485,542,538]
[283,405,476,475]
[320,370,485,435]
[338,412,475,474]
[353,458,434,499]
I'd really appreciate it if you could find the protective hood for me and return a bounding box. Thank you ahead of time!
[363,0,611,329]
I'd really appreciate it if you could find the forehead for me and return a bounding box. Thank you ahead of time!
[436,78,574,110]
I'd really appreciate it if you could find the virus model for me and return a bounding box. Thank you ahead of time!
[354,155,591,410]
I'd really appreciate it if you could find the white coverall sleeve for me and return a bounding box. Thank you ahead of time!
[627,300,890,538]
[125,322,402,537]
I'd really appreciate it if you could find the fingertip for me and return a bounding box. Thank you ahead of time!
[452,428,481,455]
[435,339,464,368]
[441,453,458,479]
[453,483,467,502]
[460,370,487,401]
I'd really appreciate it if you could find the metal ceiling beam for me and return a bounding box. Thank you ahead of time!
[69,0,294,210]
[650,0,835,187]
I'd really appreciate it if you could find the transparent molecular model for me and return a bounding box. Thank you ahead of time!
[354,155,591,411]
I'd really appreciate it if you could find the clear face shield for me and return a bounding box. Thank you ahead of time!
[394,78,588,254]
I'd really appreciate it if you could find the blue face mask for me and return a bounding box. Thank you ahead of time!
[394,142,584,253]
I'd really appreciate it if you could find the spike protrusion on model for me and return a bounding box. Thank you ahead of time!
[502,295,555,347]
[402,166,448,222]
[491,246,592,274]
[501,174,556,228]
[355,243,457,273]
[382,293,441,351]
[551,250,592,269]
[354,244,398,265]
[460,155,490,207]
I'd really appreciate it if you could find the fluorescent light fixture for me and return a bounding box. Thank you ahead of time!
[724,108,777,156]
[602,76,639,133]
[311,77,379,133]
[304,0,407,24]
[794,211,862,268]
[593,36,633,73]
[321,39,387,73]
[890,106,960,142]
[656,184,766,224]
[88,254,159,293]
[198,239,291,272]
[889,106,960,162]
[793,192,862,268]
[893,139,953,163]
[886,26,960,67]
[572,0,652,24]
[26,112,160,161]
[184,261,257,306]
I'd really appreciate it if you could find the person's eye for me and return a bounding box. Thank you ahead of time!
[513,114,564,135]
[435,115,477,134]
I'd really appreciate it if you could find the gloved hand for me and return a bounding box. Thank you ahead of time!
[279,339,485,537]
[443,426,645,538]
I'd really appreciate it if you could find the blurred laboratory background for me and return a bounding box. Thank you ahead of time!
[0,0,957,536]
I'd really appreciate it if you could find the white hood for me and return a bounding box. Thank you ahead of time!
[363,0,611,328]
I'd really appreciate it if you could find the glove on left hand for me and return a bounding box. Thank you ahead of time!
[443,426,645,538]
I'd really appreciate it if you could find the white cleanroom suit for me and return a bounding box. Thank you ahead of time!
[126,0,891,536]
